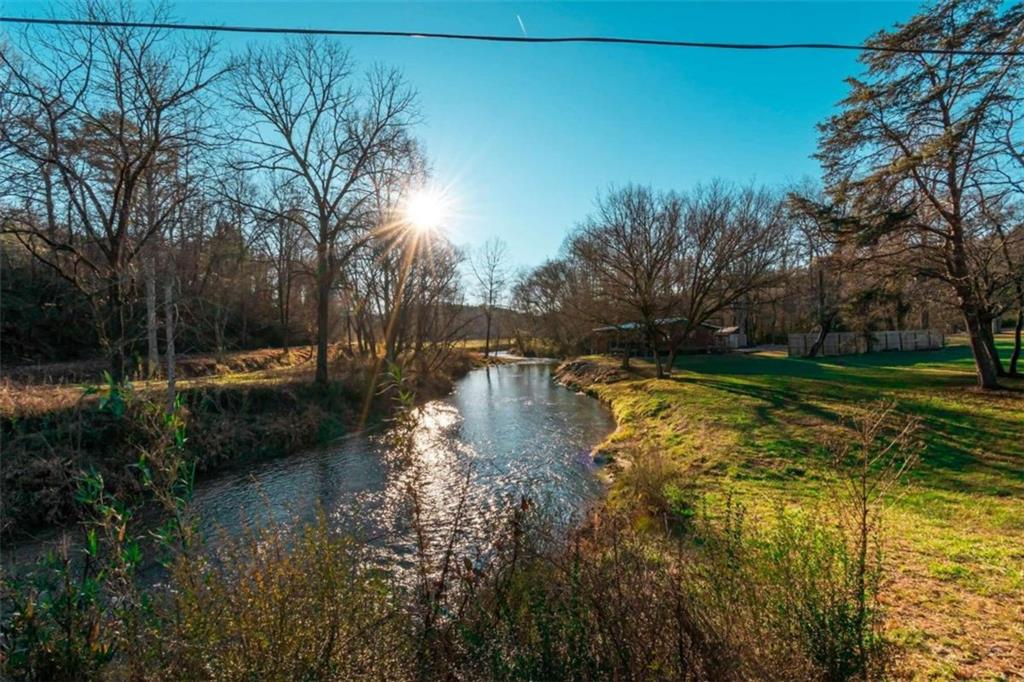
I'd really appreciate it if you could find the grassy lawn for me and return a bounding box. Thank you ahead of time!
[575,336,1023,680]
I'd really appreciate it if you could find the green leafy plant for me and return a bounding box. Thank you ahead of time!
[1,390,192,681]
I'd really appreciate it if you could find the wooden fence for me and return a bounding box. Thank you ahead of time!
[787,330,944,357]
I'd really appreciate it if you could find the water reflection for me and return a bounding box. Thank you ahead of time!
[190,362,614,566]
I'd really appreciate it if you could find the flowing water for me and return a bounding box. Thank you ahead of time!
[4,361,614,572]
[189,360,614,565]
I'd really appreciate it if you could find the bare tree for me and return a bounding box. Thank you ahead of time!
[989,93,1024,375]
[664,182,788,368]
[164,252,177,410]
[815,0,1024,388]
[406,239,466,371]
[0,0,223,382]
[469,237,510,358]
[569,186,682,376]
[228,37,418,385]
[258,179,310,353]
[788,191,850,357]
[512,259,591,356]
[142,255,159,377]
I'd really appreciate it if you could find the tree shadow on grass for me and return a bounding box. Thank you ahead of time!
[665,367,1023,499]
[673,375,843,429]
[814,345,977,370]
[662,375,844,482]
[896,396,1024,496]
[671,349,976,392]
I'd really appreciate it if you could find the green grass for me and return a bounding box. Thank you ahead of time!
[576,337,1024,679]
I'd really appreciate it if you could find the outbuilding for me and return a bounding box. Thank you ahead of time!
[714,325,748,350]
[588,317,720,357]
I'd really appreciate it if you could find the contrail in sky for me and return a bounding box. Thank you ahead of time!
[515,15,527,37]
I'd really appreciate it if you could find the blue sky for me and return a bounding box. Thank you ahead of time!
[4,1,922,267]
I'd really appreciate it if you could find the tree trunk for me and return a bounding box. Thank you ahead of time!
[213,305,226,362]
[806,317,833,358]
[344,308,352,353]
[483,309,492,358]
[315,241,331,386]
[513,327,527,357]
[108,274,127,384]
[979,316,1006,377]
[807,267,833,358]
[240,298,248,350]
[164,271,176,412]
[1009,306,1022,377]
[951,237,1000,387]
[649,328,664,378]
[963,309,1000,389]
[666,331,683,374]
[145,257,159,378]
[281,298,290,353]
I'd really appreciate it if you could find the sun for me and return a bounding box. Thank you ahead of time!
[404,188,449,233]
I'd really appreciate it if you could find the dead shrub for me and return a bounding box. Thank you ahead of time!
[160,517,412,681]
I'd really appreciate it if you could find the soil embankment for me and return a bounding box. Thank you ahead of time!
[1,349,484,539]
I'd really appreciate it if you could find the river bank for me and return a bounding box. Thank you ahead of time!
[5,355,923,680]
[1,348,490,540]
[554,341,1024,679]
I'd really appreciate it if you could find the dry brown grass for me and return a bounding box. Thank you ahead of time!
[1,345,320,419]
[1,346,483,539]
[2,345,320,385]
[0,382,85,418]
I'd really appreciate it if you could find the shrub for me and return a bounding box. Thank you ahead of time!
[161,518,412,681]
[685,499,890,680]
[452,511,729,681]
[682,403,918,681]
[613,446,696,533]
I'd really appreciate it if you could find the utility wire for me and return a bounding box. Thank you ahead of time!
[1,16,1022,57]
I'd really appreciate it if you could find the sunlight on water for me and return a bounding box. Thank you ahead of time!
[189,362,614,569]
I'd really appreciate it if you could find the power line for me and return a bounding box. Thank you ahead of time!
[1,16,1022,57]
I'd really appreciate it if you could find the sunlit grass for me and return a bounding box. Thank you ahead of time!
[578,335,1024,678]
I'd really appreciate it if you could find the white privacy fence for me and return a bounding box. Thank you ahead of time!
[787,330,944,357]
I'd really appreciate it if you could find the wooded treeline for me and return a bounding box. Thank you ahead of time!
[2,0,1022,390]
[1,1,467,386]
[511,0,1024,387]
